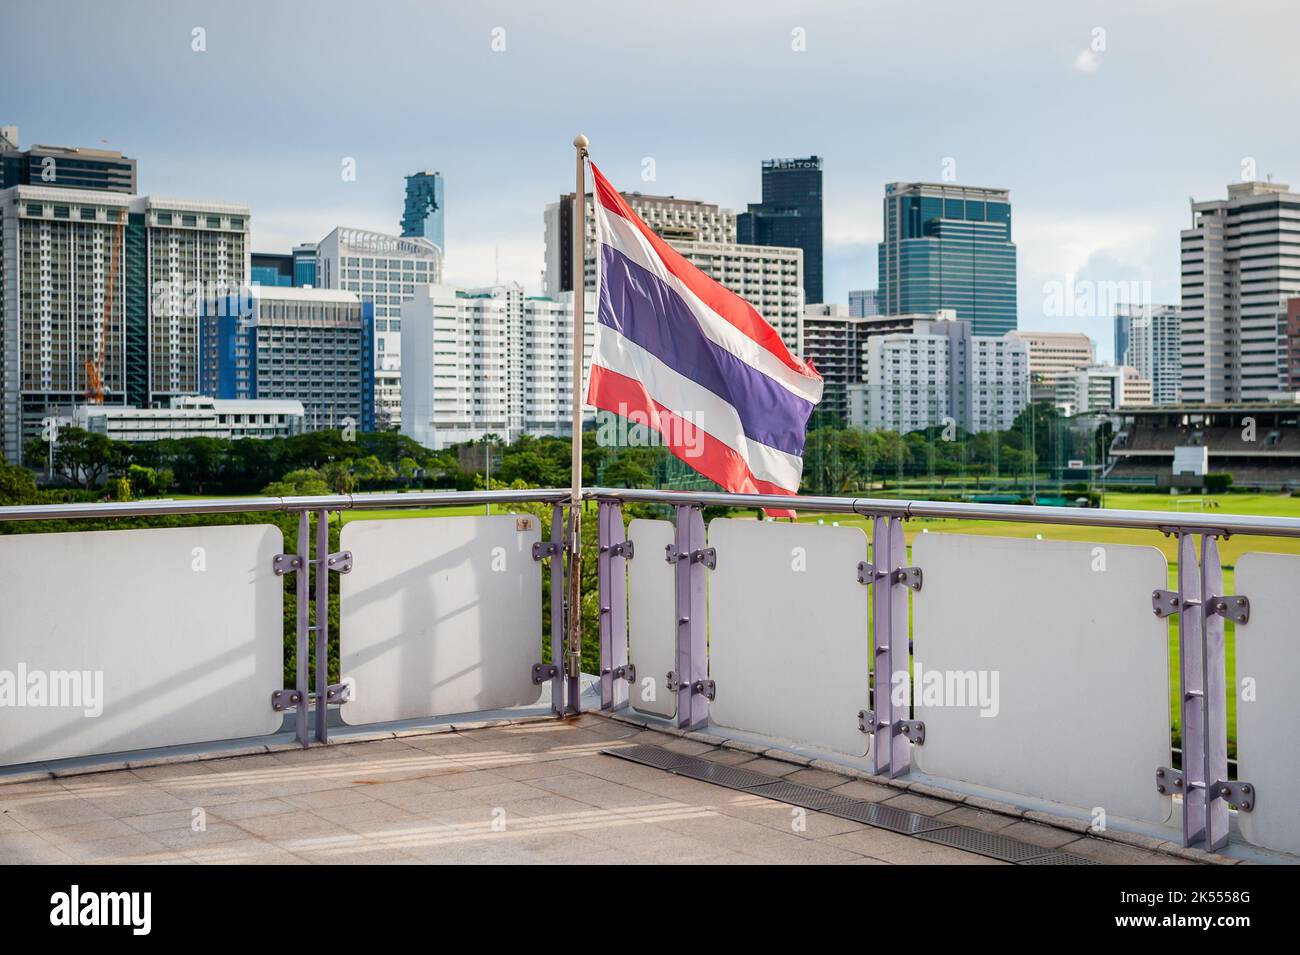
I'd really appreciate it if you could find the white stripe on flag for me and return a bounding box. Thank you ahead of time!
[592,325,805,491]
[597,204,823,406]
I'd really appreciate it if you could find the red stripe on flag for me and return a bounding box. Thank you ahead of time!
[590,162,820,385]
[587,364,799,516]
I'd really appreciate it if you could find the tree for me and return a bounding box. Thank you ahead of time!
[263,468,331,496]
[0,460,39,505]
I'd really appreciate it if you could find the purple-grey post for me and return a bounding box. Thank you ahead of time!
[674,504,709,729]
[314,510,331,743]
[1200,534,1230,850]
[550,503,566,716]
[598,500,629,710]
[872,516,912,777]
[294,511,310,747]
[1176,533,1205,846]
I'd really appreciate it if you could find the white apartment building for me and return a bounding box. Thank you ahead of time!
[1,185,249,463]
[73,396,304,442]
[400,284,595,450]
[1006,330,1095,403]
[542,191,805,348]
[1054,364,1152,416]
[1181,180,1300,403]
[1115,304,1182,405]
[315,227,443,430]
[849,315,1029,434]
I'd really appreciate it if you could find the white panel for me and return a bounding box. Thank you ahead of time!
[339,515,543,725]
[0,525,283,766]
[1235,552,1300,856]
[911,534,1171,825]
[627,519,676,718]
[707,519,871,756]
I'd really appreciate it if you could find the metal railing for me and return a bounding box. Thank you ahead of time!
[3,485,1299,859]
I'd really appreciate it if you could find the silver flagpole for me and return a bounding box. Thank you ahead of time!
[567,134,589,710]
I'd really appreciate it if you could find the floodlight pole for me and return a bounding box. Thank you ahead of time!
[566,134,590,711]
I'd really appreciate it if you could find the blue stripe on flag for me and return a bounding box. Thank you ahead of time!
[597,244,813,457]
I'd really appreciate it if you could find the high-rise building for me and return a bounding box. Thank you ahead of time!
[1,129,137,194]
[400,171,444,252]
[1054,364,1152,415]
[1,185,249,462]
[878,181,1017,337]
[737,157,824,304]
[848,289,878,318]
[292,243,318,287]
[1284,298,1300,393]
[850,313,1028,434]
[251,252,294,287]
[542,191,802,348]
[1114,304,1182,405]
[1006,330,1095,403]
[1181,180,1300,403]
[201,286,374,433]
[315,227,443,430]
[400,284,595,450]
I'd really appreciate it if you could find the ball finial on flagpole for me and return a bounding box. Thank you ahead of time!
[574,134,589,150]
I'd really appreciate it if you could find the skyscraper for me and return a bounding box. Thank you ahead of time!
[877,181,1018,337]
[1114,304,1182,405]
[315,227,443,429]
[0,185,249,462]
[542,192,803,348]
[400,171,444,252]
[848,289,877,318]
[1181,180,1300,403]
[0,128,137,194]
[737,157,824,304]
[201,287,374,432]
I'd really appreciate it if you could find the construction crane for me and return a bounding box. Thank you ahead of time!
[84,209,125,404]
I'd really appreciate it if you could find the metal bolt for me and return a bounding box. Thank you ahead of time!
[1157,785,1166,794]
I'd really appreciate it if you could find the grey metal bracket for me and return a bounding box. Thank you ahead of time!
[858,709,876,733]
[893,567,923,591]
[893,719,925,745]
[271,689,304,711]
[1151,590,1187,617]
[531,662,560,685]
[1155,766,1184,795]
[856,562,920,590]
[1206,594,1250,625]
[608,540,634,560]
[320,682,352,705]
[272,554,304,575]
[321,551,353,574]
[666,671,716,700]
[665,545,716,569]
[601,663,637,684]
[532,541,561,561]
[1208,779,1257,812]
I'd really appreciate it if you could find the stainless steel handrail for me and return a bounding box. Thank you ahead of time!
[585,486,1300,539]
[3,484,1300,539]
[0,488,571,523]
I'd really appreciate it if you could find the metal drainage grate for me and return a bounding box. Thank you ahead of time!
[604,744,1096,866]
[914,826,1064,863]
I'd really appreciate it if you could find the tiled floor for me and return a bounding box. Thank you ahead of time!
[0,715,1193,865]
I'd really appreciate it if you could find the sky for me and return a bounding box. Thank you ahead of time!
[4,0,1298,361]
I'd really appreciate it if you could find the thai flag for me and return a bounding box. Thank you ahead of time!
[585,162,823,505]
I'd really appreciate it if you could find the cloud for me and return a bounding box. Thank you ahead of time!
[1072,49,1101,73]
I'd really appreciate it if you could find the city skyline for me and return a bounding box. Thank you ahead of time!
[5,1,1299,365]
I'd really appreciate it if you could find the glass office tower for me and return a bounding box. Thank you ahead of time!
[877,182,1017,337]
[400,170,444,252]
[737,157,823,304]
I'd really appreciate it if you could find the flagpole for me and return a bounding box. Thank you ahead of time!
[567,133,589,708]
